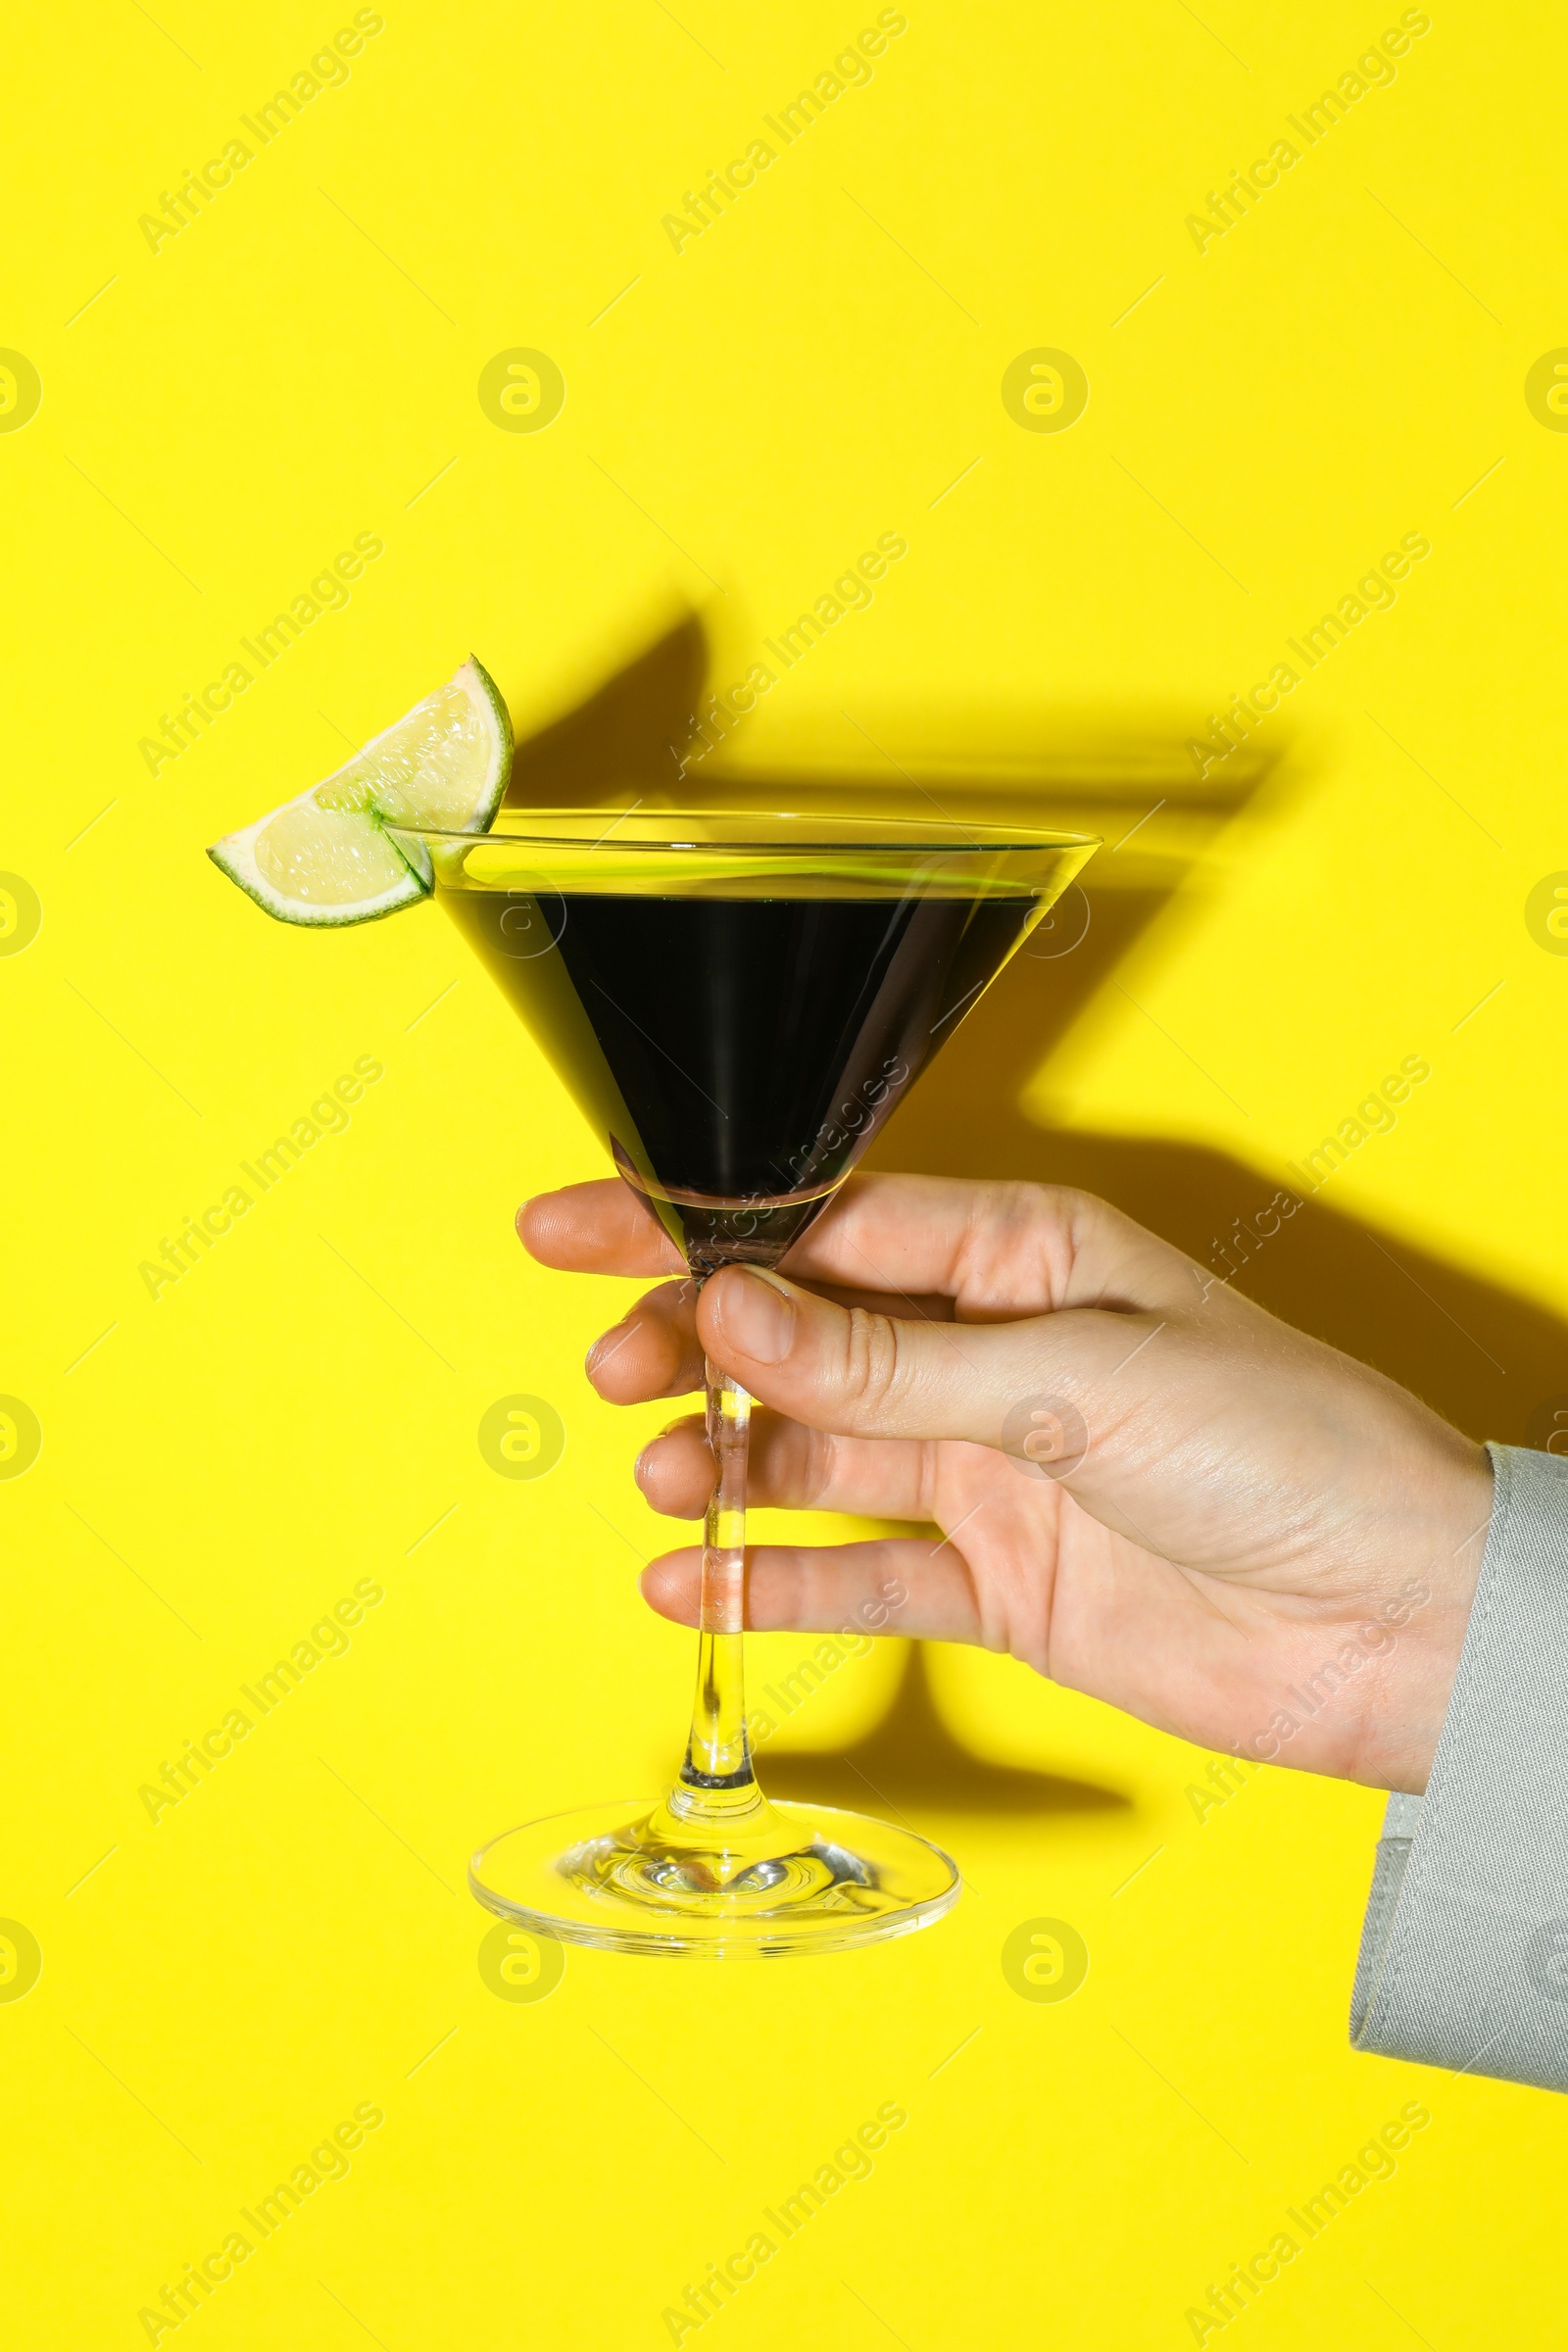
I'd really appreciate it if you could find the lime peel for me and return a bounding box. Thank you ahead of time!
[208,656,511,927]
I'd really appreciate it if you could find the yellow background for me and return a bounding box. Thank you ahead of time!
[6,1,1567,2344]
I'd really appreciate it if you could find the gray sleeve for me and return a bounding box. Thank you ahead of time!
[1351,1442,1568,2091]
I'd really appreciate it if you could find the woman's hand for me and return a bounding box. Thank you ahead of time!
[519,1173,1493,1794]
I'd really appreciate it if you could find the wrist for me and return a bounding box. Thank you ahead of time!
[1372,1443,1493,1792]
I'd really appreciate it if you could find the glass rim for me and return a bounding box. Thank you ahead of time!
[387,807,1102,855]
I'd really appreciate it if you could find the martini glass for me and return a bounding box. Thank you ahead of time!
[397,808,1098,1955]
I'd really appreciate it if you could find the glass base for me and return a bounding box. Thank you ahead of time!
[469,1785,960,1958]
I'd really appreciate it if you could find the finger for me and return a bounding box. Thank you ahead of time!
[584,1281,923,1413]
[522,1170,1198,1323]
[518,1179,684,1277]
[586,1279,705,1403]
[696,1261,1158,1453]
[635,1411,938,1524]
[521,1177,956,1321]
[771,1171,1199,1318]
[640,1538,985,1645]
[584,1263,965,1409]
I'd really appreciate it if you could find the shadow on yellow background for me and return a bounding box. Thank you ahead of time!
[501,612,1566,1816]
[508,607,1563,1457]
[760,1643,1132,1817]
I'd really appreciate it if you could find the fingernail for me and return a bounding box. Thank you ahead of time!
[585,1324,628,1380]
[634,1443,657,1484]
[714,1266,796,1363]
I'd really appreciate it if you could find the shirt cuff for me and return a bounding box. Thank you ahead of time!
[1351,1443,1568,2092]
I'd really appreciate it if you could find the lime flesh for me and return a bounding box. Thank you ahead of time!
[209,657,511,927]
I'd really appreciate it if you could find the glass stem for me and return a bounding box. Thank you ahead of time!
[677,1356,757,1800]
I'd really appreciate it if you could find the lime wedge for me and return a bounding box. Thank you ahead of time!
[207,657,512,926]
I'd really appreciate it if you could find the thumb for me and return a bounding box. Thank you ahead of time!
[698,1263,1164,1466]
